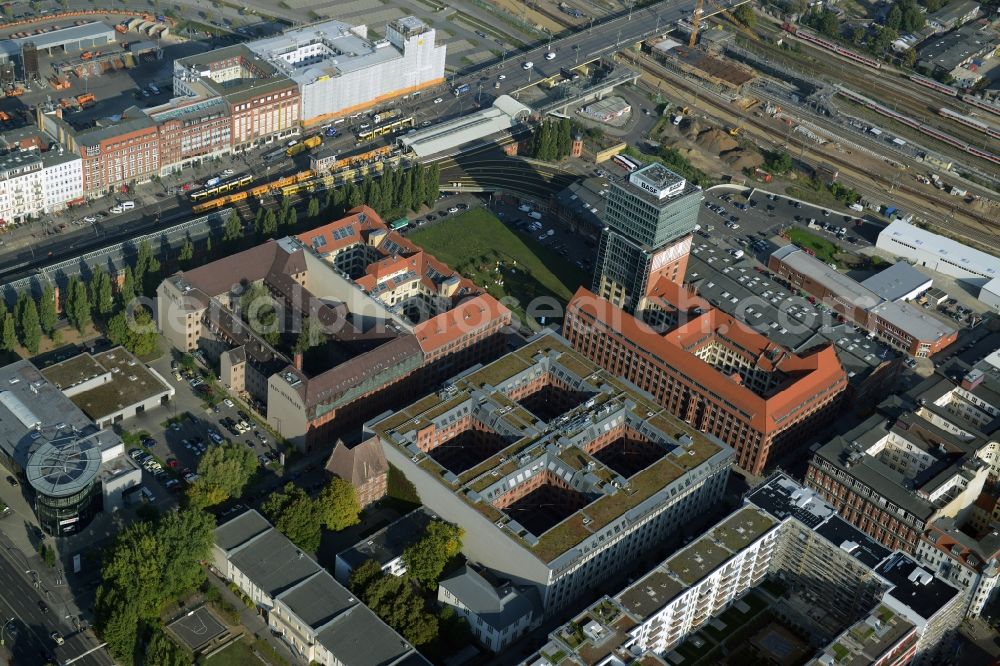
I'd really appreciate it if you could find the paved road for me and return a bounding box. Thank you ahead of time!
[0,547,111,666]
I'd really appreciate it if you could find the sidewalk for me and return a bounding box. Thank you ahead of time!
[204,571,299,665]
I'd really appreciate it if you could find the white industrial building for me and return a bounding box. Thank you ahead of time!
[861,261,933,302]
[247,16,446,127]
[876,220,1000,292]
[0,146,82,224]
[980,278,1000,311]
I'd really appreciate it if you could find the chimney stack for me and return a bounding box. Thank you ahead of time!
[293,351,303,371]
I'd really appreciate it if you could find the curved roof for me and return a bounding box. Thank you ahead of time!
[26,435,102,498]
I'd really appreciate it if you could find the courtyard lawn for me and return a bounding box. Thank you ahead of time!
[785,227,841,266]
[408,208,588,329]
[203,638,257,666]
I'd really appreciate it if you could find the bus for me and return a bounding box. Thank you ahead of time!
[613,154,639,172]
[453,83,471,96]
[389,218,410,232]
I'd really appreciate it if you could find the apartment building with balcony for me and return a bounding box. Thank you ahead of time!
[534,474,962,666]
[0,141,82,223]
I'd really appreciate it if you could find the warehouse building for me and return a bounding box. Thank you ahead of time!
[246,16,446,127]
[917,21,997,78]
[41,347,174,428]
[0,359,142,537]
[769,244,957,356]
[861,261,933,302]
[369,329,734,614]
[877,220,1000,308]
[535,474,963,666]
[0,22,116,67]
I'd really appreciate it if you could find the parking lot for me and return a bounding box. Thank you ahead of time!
[123,349,288,504]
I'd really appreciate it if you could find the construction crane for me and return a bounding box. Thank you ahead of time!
[688,0,761,47]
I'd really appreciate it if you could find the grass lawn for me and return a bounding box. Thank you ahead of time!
[785,227,841,266]
[408,208,588,329]
[203,638,257,666]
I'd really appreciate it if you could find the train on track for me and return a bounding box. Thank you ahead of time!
[836,85,1000,166]
[189,174,253,202]
[908,74,958,97]
[962,94,1000,120]
[781,23,883,70]
[938,107,1000,141]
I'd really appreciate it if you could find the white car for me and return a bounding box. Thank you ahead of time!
[545,51,556,60]
[434,97,443,104]
[222,169,234,177]
[121,201,135,210]
[83,216,97,223]
[109,206,123,214]
[498,74,506,80]
[523,61,533,70]
[447,206,459,214]
[224,398,234,408]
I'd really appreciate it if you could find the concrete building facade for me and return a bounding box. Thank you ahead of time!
[535,474,963,666]
[369,330,734,614]
[592,163,701,312]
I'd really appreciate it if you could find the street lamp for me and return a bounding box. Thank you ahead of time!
[1,617,13,646]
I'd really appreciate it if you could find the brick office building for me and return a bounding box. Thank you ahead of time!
[563,282,848,475]
[38,106,159,197]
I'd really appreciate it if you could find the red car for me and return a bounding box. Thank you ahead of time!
[167,458,179,469]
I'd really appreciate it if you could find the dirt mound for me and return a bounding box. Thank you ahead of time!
[696,128,739,154]
[681,118,703,139]
[721,148,763,171]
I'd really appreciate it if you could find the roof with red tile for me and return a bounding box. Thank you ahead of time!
[567,286,847,435]
[413,294,511,354]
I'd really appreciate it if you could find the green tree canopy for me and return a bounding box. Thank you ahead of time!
[316,478,361,532]
[15,293,41,354]
[188,443,258,508]
[0,312,15,352]
[105,307,159,357]
[65,276,91,333]
[39,283,57,337]
[352,564,439,646]
[144,624,193,666]
[222,211,243,243]
[402,520,463,588]
[262,482,321,552]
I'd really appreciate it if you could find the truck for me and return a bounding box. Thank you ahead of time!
[286,135,321,156]
[453,83,471,96]
[849,203,864,212]
[205,176,222,187]
[883,206,898,218]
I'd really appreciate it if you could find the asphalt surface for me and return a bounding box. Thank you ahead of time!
[0,550,110,666]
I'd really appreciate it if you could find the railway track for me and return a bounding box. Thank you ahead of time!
[748,23,998,156]
[629,54,1000,243]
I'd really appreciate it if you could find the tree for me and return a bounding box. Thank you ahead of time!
[557,118,572,158]
[903,47,917,68]
[39,284,57,337]
[732,3,756,28]
[352,566,439,646]
[106,307,159,357]
[885,4,902,31]
[120,266,136,308]
[262,483,321,551]
[16,294,41,354]
[0,312,15,352]
[222,211,243,243]
[284,207,297,229]
[134,240,161,296]
[307,196,320,219]
[188,444,257,508]
[90,268,115,318]
[349,559,384,594]
[293,316,323,353]
[261,209,278,237]
[316,478,360,532]
[254,206,266,235]
[144,625,192,666]
[95,587,141,664]
[403,520,463,588]
[178,239,194,265]
[425,164,441,204]
[157,508,215,599]
[346,180,363,209]
[763,150,793,175]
